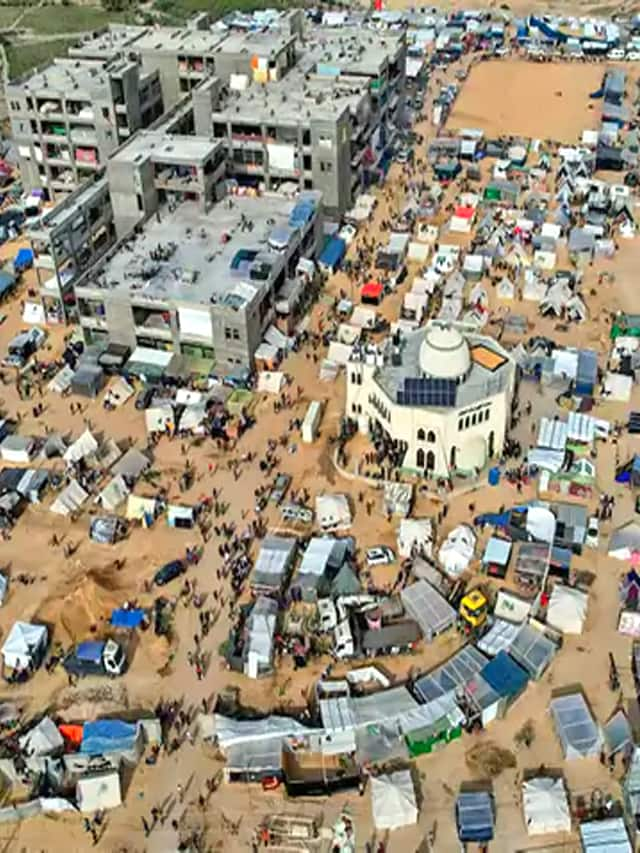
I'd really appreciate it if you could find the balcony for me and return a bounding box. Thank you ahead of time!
[154,165,201,192]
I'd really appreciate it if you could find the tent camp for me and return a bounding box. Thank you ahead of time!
[438,524,476,578]
[76,769,122,813]
[546,585,588,634]
[1,621,47,672]
[522,776,570,836]
[550,692,602,759]
[370,770,418,831]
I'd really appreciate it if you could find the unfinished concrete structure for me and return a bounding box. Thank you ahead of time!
[7,58,164,201]
[73,190,323,371]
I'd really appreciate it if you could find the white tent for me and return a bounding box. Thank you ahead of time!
[370,770,418,831]
[76,770,122,813]
[257,371,285,394]
[547,585,588,635]
[604,372,632,402]
[50,479,88,516]
[398,518,434,559]
[522,777,571,836]
[526,506,556,543]
[19,716,64,757]
[315,494,351,532]
[105,377,134,407]
[438,524,476,578]
[95,475,130,512]
[48,365,75,394]
[126,494,157,521]
[63,429,98,464]
[1,621,47,671]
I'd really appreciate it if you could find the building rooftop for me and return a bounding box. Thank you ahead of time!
[370,323,513,410]
[28,174,108,237]
[304,27,405,77]
[213,27,294,56]
[214,68,368,124]
[13,57,141,94]
[81,190,321,308]
[110,131,222,167]
[133,27,227,56]
[69,25,148,60]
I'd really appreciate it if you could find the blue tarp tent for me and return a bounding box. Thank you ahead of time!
[318,236,346,273]
[81,720,137,755]
[529,15,568,42]
[0,270,15,299]
[456,791,494,842]
[14,248,33,272]
[480,651,529,699]
[576,350,598,397]
[111,608,145,629]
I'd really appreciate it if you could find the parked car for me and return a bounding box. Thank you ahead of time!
[608,48,625,60]
[270,473,291,505]
[318,598,338,632]
[627,50,640,60]
[281,503,313,524]
[366,546,396,567]
[153,559,187,586]
[584,516,599,549]
[135,386,159,410]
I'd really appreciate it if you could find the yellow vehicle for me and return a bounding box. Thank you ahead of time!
[459,589,489,631]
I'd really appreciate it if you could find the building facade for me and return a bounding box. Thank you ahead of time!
[346,323,515,478]
[7,58,163,201]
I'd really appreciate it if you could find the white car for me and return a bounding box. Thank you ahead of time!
[317,598,337,632]
[608,49,625,60]
[338,223,357,246]
[366,546,396,567]
[627,51,640,61]
[585,516,599,549]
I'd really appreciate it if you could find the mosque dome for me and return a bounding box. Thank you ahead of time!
[419,325,471,380]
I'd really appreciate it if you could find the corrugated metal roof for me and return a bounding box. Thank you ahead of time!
[580,818,631,853]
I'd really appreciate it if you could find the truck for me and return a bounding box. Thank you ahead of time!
[63,639,127,678]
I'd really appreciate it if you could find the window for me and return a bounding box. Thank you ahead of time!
[136,194,143,212]
[485,408,490,421]
[471,413,477,426]
[426,450,435,470]
[416,448,425,468]
[232,329,240,340]
[417,428,425,441]
[427,430,436,443]
[101,107,110,120]
[458,419,463,431]
[320,161,333,173]
[224,327,232,340]
[464,416,470,429]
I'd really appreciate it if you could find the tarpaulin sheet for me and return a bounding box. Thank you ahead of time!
[111,608,145,628]
[59,724,83,746]
[80,720,137,755]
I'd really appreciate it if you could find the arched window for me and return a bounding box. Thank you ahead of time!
[426,450,435,470]
[417,428,426,441]
[488,431,495,457]
[471,413,477,426]
[416,448,425,468]
[427,430,436,443]
[465,416,470,429]
[450,446,457,469]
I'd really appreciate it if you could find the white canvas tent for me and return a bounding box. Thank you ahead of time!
[48,365,75,394]
[50,479,88,516]
[126,494,157,521]
[398,518,434,558]
[95,475,130,512]
[257,371,285,394]
[370,770,418,831]
[522,777,571,836]
[438,524,476,578]
[76,770,122,812]
[63,429,98,464]
[547,585,588,635]
[1,621,47,671]
[315,494,352,532]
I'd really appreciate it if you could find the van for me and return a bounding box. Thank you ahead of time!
[281,503,313,524]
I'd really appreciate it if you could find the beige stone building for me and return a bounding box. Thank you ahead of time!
[346,322,516,478]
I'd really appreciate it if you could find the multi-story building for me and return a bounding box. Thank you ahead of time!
[207,27,406,217]
[346,323,515,478]
[7,57,163,201]
[72,189,323,371]
[26,172,115,324]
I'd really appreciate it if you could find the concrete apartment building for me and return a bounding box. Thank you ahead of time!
[72,189,323,371]
[207,28,407,217]
[7,57,164,201]
[26,172,115,324]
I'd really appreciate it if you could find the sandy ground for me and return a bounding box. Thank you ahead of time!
[0,45,639,853]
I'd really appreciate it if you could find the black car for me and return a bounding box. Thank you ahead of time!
[153,559,186,586]
[135,386,158,410]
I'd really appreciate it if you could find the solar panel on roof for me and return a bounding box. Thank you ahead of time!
[399,377,457,407]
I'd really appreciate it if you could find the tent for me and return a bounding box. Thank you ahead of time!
[126,494,157,522]
[361,281,384,305]
[19,717,64,757]
[315,494,352,532]
[370,770,418,831]
[550,692,601,759]
[48,365,75,394]
[167,504,196,529]
[456,791,494,843]
[546,585,588,634]
[1,436,34,464]
[81,719,138,757]
[110,448,150,481]
[609,522,640,560]
[71,365,106,399]
[76,770,122,813]
[105,377,134,407]
[257,371,285,395]
[90,516,127,544]
[95,475,130,512]
[522,777,571,836]
[111,608,145,629]
[397,518,434,559]
[580,818,632,853]
[401,580,456,642]
[64,429,98,464]
[50,479,88,516]
[438,524,476,578]
[1,621,47,671]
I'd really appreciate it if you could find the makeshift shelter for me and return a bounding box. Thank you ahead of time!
[110,448,150,481]
[414,645,488,703]
[315,494,351,532]
[125,494,157,523]
[124,346,175,381]
[1,621,47,672]
[361,281,384,305]
[90,516,127,544]
[438,524,476,578]
[50,480,88,516]
[609,522,640,560]
[71,365,106,399]
[465,652,529,726]
[400,580,456,642]
[166,504,195,529]
[244,596,278,678]
[580,818,632,853]
[370,770,418,831]
[456,791,494,843]
[257,371,285,395]
[550,692,601,759]
[19,717,64,757]
[546,585,588,634]
[508,622,557,679]
[64,430,98,465]
[76,770,122,813]
[522,777,571,836]
[252,536,296,594]
[80,720,139,758]
[0,436,34,464]
[482,537,512,578]
[603,710,632,757]
[95,475,130,512]
[397,518,434,559]
[48,365,75,394]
